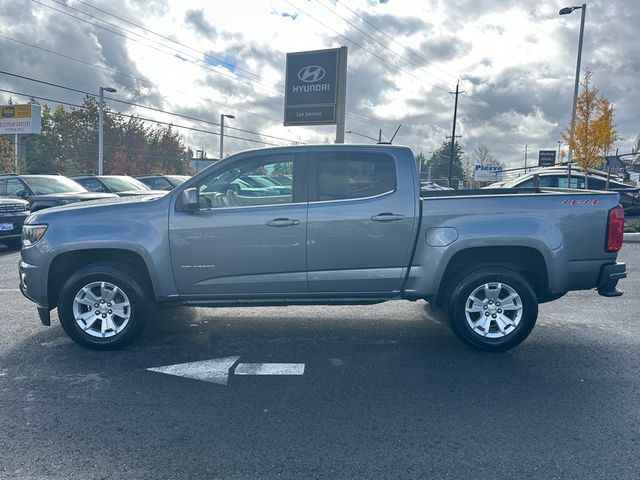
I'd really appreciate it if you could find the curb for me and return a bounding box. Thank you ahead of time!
[623,232,640,243]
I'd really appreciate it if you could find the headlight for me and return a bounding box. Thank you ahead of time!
[22,224,48,247]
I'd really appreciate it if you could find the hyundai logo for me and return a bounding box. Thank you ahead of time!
[297,65,326,83]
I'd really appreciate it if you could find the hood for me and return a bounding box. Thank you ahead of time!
[0,197,29,211]
[29,191,118,201]
[26,192,169,223]
[115,190,167,197]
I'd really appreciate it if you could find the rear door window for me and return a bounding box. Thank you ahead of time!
[312,152,396,201]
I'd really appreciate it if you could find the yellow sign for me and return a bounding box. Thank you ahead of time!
[0,104,41,134]
[1,104,32,119]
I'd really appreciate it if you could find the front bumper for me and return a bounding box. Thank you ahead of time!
[597,262,626,297]
[19,258,51,325]
[0,212,28,241]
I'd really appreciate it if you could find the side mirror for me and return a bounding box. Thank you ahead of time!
[15,189,27,198]
[180,188,199,212]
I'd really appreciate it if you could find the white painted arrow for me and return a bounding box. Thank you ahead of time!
[147,358,305,385]
[147,356,240,385]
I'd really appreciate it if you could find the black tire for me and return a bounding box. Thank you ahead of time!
[447,267,538,352]
[57,263,149,350]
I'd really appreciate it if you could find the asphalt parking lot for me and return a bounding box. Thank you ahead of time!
[1,243,638,480]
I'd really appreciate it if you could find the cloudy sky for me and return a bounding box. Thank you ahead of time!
[0,0,638,169]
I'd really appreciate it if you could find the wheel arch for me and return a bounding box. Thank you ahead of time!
[48,248,155,306]
[434,246,550,307]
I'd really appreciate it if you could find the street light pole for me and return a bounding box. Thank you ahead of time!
[98,86,117,175]
[560,3,587,164]
[220,113,235,160]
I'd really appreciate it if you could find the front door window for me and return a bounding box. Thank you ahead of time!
[197,155,295,209]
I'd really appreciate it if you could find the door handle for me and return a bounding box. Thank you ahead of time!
[371,213,404,222]
[266,218,300,227]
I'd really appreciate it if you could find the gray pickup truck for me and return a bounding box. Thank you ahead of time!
[19,145,626,351]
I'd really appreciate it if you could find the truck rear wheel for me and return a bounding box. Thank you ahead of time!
[447,267,538,352]
[57,263,148,350]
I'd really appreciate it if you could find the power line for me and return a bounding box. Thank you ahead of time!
[0,88,282,146]
[325,0,520,151]
[458,81,523,146]
[30,0,284,96]
[314,0,452,92]
[0,70,298,144]
[0,32,390,134]
[283,0,447,94]
[315,0,520,150]
[457,104,521,150]
[0,33,285,125]
[73,0,284,90]
[78,0,434,131]
[333,0,459,85]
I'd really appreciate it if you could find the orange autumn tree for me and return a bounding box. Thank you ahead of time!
[563,69,618,187]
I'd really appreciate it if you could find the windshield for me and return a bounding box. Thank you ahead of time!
[503,173,636,191]
[24,176,87,194]
[100,176,150,192]
[166,175,190,186]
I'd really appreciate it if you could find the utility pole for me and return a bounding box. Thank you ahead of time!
[98,86,117,175]
[523,144,529,172]
[448,81,461,187]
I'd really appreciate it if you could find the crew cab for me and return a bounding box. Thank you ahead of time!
[19,145,626,351]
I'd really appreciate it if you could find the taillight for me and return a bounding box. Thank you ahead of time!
[606,206,624,252]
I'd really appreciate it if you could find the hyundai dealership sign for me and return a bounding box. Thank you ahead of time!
[284,47,347,127]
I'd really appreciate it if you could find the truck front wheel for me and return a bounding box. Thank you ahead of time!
[57,263,149,350]
[447,268,538,352]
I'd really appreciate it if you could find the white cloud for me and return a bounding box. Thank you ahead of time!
[0,0,637,166]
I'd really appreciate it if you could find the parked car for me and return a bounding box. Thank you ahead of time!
[21,145,625,352]
[71,175,167,197]
[495,170,640,215]
[136,175,190,191]
[421,180,453,192]
[0,197,29,249]
[0,174,118,212]
[238,174,292,195]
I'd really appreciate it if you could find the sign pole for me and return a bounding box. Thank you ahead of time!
[335,46,348,144]
[14,134,18,169]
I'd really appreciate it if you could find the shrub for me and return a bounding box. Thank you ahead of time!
[624,219,640,233]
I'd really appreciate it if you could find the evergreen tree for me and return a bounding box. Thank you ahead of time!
[426,141,465,188]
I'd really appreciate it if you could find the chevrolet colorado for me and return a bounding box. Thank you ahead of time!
[19,145,626,351]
